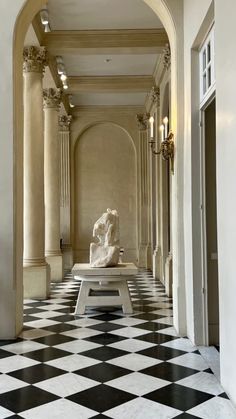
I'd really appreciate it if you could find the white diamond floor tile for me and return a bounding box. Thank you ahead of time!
[20,398,97,419]
[161,337,197,352]
[108,338,155,352]
[106,371,170,396]
[54,340,101,353]
[107,353,162,371]
[0,374,28,393]
[176,371,224,395]
[0,355,39,373]
[168,352,209,371]
[34,372,99,397]
[187,396,236,419]
[105,397,181,419]
[46,354,101,372]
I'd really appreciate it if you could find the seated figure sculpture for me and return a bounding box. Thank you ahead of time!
[90,208,120,267]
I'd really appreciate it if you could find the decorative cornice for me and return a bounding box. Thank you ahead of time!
[163,44,171,70]
[59,115,72,131]
[23,46,48,74]
[136,113,150,131]
[149,86,160,106]
[43,88,62,109]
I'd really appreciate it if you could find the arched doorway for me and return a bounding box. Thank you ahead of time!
[1,0,185,339]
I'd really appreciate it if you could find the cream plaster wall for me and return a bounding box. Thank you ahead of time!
[214,0,236,404]
[71,108,140,265]
[183,0,213,344]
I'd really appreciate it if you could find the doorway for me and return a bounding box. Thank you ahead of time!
[201,97,219,346]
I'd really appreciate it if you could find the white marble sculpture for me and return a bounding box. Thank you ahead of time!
[90,208,120,267]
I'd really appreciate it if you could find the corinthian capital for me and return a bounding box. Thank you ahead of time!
[43,88,62,109]
[23,46,48,73]
[59,115,72,131]
[150,86,160,106]
[136,113,150,131]
[163,44,171,70]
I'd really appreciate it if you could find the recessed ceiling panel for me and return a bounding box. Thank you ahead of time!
[73,92,147,106]
[48,0,163,30]
[63,54,159,76]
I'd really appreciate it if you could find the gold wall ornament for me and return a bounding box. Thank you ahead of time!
[136,113,150,131]
[43,88,62,109]
[23,46,48,74]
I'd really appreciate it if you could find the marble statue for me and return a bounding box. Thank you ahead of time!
[90,208,120,267]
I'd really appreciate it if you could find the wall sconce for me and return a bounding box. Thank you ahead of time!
[149,116,174,174]
[40,9,51,32]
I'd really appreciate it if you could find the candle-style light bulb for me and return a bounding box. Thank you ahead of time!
[160,124,164,142]
[163,116,168,139]
[149,116,154,138]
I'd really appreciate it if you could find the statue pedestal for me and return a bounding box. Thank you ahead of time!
[72,263,138,315]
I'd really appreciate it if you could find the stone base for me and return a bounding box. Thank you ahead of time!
[23,264,50,299]
[165,254,173,297]
[147,244,153,270]
[138,244,147,268]
[46,255,63,283]
[62,245,73,270]
[153,247,162,279]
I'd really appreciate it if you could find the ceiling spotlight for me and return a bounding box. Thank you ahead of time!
[60,74,67,82]
[40,9,49,26]
[63,84,68,90]
[104,58,112,63]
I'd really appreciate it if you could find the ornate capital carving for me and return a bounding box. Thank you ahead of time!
[59,115,72,131]
[136,113,150,131]
[150,86,160,106]
[43,88,62,109]
[163,44,171,70]
[23,46,48,74]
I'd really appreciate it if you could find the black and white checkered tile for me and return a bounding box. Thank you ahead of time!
[0,270,236,418]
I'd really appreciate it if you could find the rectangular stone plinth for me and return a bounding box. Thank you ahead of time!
[46,255,63,283]
[72,262,138,277]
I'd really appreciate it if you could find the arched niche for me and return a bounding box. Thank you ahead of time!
[73,122,137,263]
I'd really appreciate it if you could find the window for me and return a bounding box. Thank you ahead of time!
[200,27,215,103]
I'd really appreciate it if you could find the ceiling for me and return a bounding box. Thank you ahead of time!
[32,0,168,107]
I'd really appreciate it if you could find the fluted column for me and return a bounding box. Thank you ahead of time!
[59,115,73,270]
[136,113,150,268]
[23,46,50,298]
[43,88,63,282]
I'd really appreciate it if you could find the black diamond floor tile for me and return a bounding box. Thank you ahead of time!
[136,332,177,344]
[42,323,78,333]
[84,333,127,345]
[141,362,198,381]
[81,346,129,361]
[23,308,45,315]
[9,363,66,384]
[22,315,40,322]
[75,362,130,382]
[92,314,122,322]
[88,322,124,333]
[174,414,202,419]
[34,333,77,346]
[0,386,59,413]
[132,313,165,321]
[22,347,71,362]
[138,346,187,361]
[144,383,213,411]
[90,415,112,419]
[67,384,135,412]
[134,321,168,332]
[0,349,15,359]
[0,339,23,347]
[48,314,76,322]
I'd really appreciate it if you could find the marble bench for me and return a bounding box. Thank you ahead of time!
[72,263,138,315]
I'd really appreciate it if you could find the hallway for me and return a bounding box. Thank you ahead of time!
[0,271,235,418]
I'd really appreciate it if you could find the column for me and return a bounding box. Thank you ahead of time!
[136,113,149,268]
[150,87,162,279]
[43,88,63,282]
[59,115,73,270]
[23,46,50,299]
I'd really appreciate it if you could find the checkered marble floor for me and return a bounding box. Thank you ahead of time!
[0,270,236,419]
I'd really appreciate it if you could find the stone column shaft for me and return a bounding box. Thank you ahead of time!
[23,46,50,298]
[136,113,150,268]
[59,115,73,270]
[44,88,62,282]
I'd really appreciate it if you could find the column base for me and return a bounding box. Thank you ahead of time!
[165,253,173,297]
[62,245,73,271]
[138,244,147,268]
[46,255,63,283]
[147,244,152,270]
[23,264,50,299]
[153,246,162,279]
